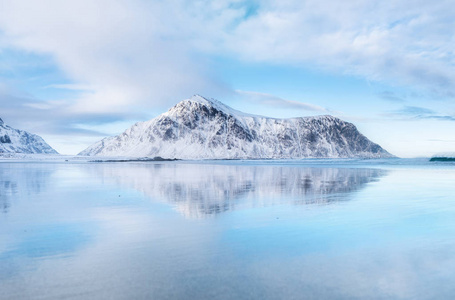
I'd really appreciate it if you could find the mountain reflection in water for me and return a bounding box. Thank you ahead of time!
[85,163,387,218]
[0,164,54,214]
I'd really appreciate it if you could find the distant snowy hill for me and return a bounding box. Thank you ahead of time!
[0,118,58,154]
[79,95,393,159]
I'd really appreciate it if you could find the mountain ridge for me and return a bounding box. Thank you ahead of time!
[0,118,58,154]
[79,95,393,159]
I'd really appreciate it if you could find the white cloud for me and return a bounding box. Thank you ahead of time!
[219,1,455,96]
[43,84,94,91]
[236,90,328,112]
[2,0,455,106]
[0,0,230,114]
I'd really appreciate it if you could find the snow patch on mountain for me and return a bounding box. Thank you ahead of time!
[79,95,393,159]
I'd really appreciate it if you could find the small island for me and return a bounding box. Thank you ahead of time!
[430,157,455,162]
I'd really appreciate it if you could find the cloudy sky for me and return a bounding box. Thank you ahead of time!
[0,0,454,157]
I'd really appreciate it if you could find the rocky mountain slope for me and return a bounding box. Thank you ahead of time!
[79,95,393,159]
[0,118,58,154]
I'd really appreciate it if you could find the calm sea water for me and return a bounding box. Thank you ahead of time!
[1,159,455,299]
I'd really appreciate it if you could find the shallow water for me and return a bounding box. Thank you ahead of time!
[1,160,455,299]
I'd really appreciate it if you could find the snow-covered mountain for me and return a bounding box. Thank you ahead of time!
[0,118,58,154]
[79,95,393,159]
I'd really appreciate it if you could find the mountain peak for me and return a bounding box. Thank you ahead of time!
[187,94,231,110]
[0,118,3,125]
[186,94,224,108]
[167,94,251,119]
[189,94,210,102]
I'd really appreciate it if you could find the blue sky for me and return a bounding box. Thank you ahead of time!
[0,0,455,157]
